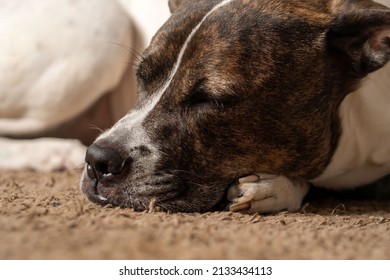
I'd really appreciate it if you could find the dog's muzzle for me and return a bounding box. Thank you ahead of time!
[81,142,187,210]
[85,144,127,182]
[82,143,130,204]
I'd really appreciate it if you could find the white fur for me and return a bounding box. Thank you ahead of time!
[116,0,171,46]
[229,174,309,213]
[0,0,170,170]
[0,0,131,135]
[0,138,86,171]
[311,62,390,188]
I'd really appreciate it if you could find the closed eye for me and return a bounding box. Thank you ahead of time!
[184,88,238,109]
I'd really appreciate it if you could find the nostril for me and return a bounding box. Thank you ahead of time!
[95,160,110,175]
[85,143,127,179]
[87,164,97,180]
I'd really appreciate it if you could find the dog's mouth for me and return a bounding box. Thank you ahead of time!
[81,165,183,210]
[80,165,228,212]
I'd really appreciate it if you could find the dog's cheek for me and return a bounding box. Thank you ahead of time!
[184,107,261,178]
[145,108,193,171]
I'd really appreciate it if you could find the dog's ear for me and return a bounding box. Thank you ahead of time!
[327,9,390,74]
[168,0,192,13]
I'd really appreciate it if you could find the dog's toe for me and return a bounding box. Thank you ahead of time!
[228,174,309,214]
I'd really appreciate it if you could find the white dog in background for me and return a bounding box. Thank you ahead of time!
[0,0,170,171]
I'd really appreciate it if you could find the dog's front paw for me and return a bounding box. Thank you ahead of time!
[228,174,309,214]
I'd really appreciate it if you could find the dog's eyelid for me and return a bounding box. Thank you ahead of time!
[202,85,240,100]
[209,89,239,100]
[206,93,238,105]
[184,87,239,109]
[188,87,216,101]
[191,82,236,98]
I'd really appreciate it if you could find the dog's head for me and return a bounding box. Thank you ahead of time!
[81,0,390,212]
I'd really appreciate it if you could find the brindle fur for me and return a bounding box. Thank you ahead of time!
[82,0,390,212]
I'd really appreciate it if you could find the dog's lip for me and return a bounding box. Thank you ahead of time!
[81,169,183,206]
[81,173,109,205]
[81,166,233,211]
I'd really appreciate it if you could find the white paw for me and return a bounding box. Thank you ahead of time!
[0,137,86,172]
[228,174,309,214]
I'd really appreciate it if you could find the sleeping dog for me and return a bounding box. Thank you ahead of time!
[4,0,389,214]
[81,0,390,213]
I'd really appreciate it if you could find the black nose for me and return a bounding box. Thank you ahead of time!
[85,143,127,180]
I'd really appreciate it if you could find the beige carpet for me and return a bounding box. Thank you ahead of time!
[1,170,389,259]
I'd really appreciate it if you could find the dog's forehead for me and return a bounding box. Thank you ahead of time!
[137,0,333,99]
[156,0,332,44]
[139,0,332,70]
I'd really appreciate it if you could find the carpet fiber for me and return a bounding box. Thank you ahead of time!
[1,170,389,259]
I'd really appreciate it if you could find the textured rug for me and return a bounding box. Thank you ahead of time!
[1,170,389,259]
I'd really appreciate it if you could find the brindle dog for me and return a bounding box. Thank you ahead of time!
[81,0,390,213]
